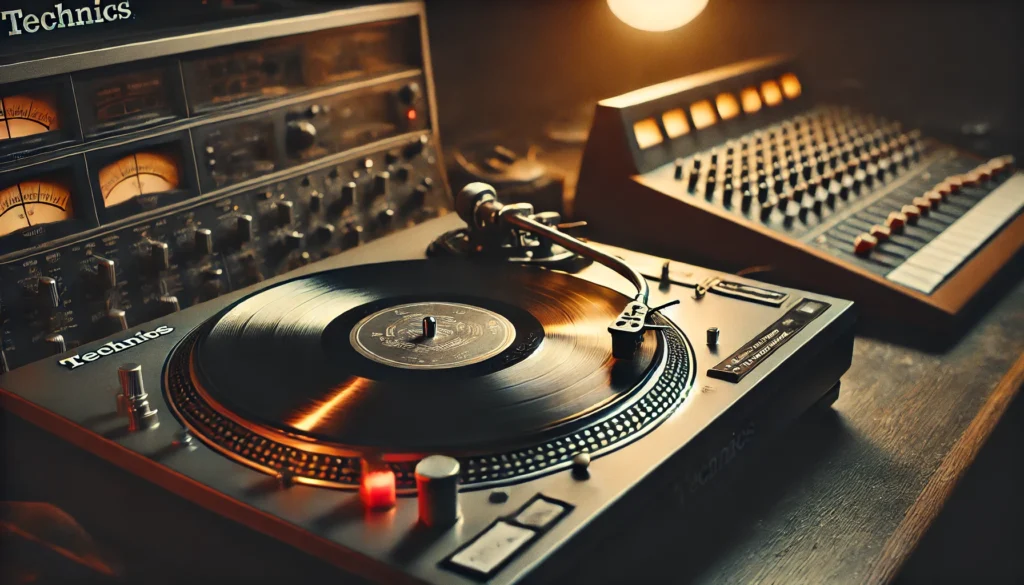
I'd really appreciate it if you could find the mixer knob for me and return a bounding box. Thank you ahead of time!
[722,184,734,206]
[38,276,60,309]
[377,208,395,227]
[158,295,181,316]
[314,224,336,244]
[777,193,791,211]
[285,120,317,155]
[415,455,461,528]
[202,267,224,281]
[44,333,66,355]
[404,135,429,159]
[340,181,357,210]
[373,172,391,200]
[283,231,305,250]
[150,241,170,271]
[194,228,214,257]
[201,268,224,300]
[94,256,117,290]
[276,201,294,226]
[107,309,129,332]
[341,224,363,249]
[760,205,773,221]
[673,159,685,180]
[398,82,422,105]
[901,205,922,224]
[741,190,753,212]
[309,191,324,214]
[236,215,254,244]
[0,349,8,374]
[687,172,699,193]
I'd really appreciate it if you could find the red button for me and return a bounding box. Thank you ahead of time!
[360,469,397,510]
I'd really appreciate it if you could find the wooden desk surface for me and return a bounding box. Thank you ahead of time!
[572,274,1024,585]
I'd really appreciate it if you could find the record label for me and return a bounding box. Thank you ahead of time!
[350,301,516,370]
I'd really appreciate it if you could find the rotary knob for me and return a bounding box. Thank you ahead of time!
[94,256,117,290]
[44,333,66,355]
[341,224,363,249]
[415,455,460,528]
[373,172,390,200]
[309,191,324,214]
[314,224,335,244]
[150,241,170,271]
[276,200,294,226]
[282,231,305,250]
[285,120,317,156]
[157,295,180,316]
[236,215,254,244]
[194,228,214,257]
[106,309,128,333]
[37,276,60,309]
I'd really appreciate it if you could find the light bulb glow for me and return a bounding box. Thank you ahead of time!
[608,0,709,32]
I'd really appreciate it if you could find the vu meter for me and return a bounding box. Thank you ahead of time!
[98,151,181,207]
[0,94,61,140]
[0,179,74,237]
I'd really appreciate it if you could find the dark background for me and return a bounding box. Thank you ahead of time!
[425,0,1023,157]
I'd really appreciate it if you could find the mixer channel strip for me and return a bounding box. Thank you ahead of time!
[817,155,1020,289]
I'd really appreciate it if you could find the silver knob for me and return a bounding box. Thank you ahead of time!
[95,256,116,289]
[38,276,60,309]
[415,455,460,528]
[107,309,128,332]
[117,363,158,431]
[44,333,66,355]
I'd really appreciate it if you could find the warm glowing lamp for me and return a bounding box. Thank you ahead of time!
[608,0,709,32]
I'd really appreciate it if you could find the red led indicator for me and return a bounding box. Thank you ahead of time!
[406,109,418,121]
[360,469,397,510]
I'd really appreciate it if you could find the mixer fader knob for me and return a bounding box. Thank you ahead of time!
[314,224,335,244]
[309,191,324,213]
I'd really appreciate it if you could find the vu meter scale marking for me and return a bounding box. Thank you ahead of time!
[0,95,60,140]
[98,151,181,207]
[0,181,74,237]
[350,302,517,369]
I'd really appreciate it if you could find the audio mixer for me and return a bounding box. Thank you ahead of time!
[575,55,1022,327]
[0,2,450,372]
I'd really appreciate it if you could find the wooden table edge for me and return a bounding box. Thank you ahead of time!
[867,350,1024,584]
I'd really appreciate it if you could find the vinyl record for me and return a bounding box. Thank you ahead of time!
[186,260,663,455]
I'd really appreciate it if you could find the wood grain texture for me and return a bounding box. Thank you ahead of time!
[571,277,1024,585]
[866,351,1024,584]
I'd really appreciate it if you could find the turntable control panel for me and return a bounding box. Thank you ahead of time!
[0,3,449,372]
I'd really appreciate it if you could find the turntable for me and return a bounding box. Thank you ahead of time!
[0,184,855,584]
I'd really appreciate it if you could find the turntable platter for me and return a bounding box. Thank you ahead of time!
[166,260,693,489]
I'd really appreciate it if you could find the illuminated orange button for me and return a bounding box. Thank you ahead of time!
[854,233,878,255]
[961,172,980,187]
[869,224,891,241]
[360,469,397,510]
[886,211,907,232]
[901,205,921,223]
[912,197,932,212]
[945,176,965,193]
[925,190,945,205]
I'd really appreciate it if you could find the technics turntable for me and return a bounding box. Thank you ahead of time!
[0,185,856,584]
